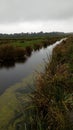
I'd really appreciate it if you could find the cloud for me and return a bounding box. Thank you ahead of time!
[0,20,73,33]
[0,0,73,33]
[0,0,73,23]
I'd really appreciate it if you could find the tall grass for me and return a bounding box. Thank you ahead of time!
[31,36,73,130]
[0,44,26,63]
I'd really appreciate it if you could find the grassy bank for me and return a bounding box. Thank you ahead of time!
[31,36,73,130]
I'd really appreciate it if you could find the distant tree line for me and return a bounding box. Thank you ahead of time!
[0,32,66,40]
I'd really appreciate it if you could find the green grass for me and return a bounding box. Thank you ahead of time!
[0,36,64,49]
[0,36,65,65]
[11,39,43,48]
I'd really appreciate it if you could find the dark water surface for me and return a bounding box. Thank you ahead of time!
[0,39,66,94]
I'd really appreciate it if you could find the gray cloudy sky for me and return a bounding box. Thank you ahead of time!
[0,0,73,33]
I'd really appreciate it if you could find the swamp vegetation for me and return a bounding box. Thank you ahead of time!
[0,32,66,65]
[0,33,73,130]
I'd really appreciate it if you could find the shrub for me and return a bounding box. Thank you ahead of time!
[0,44,15,62]
[25,46,32,56]
[34,43,42,50]
[0,44,26,63]
[15,47,25,59]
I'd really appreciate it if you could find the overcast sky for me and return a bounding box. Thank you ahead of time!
[0,0,73,33]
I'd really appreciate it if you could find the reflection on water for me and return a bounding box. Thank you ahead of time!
[0,38,66,95]
[0,57,28,69]
[0,61,15,68]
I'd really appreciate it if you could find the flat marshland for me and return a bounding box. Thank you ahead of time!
[0,33,73,130]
